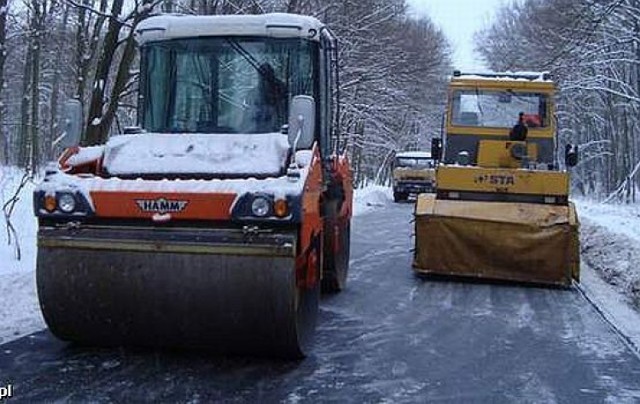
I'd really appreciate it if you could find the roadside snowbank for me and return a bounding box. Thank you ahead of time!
[353,185,393,216]
[576,198,640,352]
[579,265,640,354]
[0,167,45,344]
[577,199,640,311]
[577,198,640,244]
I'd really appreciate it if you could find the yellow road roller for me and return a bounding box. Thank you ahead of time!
[414,71,579,287]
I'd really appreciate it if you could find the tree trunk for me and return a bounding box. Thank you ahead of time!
[48,6,69,160]
[75,4,88,110]
[30,32,41,171]
[29,0,43,171]
[0,0,7,165]
[83,0,155,146]
[83,0,125,146]
[18,44,34,169]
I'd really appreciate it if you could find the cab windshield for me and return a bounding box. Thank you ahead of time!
[396,158,434,168]
[141,37,318,134]
[450,90,549,128]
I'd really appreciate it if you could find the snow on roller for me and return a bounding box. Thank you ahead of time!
[33,13,352,358]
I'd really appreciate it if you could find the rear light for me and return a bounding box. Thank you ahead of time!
[273,199,289,218]
[44,195,57,212]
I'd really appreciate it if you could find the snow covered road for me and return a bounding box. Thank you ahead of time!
[2,202,640,403]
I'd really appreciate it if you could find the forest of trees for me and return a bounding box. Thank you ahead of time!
[476,0,640,201]
[0,0,452,186]
[5,0,640,197]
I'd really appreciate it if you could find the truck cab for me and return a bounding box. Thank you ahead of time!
[392,151,435,202]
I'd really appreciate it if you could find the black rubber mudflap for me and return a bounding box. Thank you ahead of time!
[37,247,318,359]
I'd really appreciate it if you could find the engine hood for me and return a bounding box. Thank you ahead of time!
[102,132,290,178]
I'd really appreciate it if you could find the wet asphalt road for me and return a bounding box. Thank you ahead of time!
[2,203,640,403]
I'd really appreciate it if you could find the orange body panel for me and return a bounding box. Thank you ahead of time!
[336,154,353,223]
[297,146,324,288]
[59,146,102,175]
[90,191,236,221]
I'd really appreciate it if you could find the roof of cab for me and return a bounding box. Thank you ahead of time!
[450,71,556,92]
[395,151,432,159]
[135,13,325,44]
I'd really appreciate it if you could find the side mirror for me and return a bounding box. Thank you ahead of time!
[56,99,83,148]
[431,138,443,161]
[565,144,578,167]
[288,95,316,150]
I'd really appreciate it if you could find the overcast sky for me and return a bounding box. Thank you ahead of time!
[407,0,505,72]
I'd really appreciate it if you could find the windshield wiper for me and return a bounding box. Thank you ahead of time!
[226,38,273,83]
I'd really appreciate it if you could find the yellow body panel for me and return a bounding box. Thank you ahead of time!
[477,140,538,168]
[436,165,569,197]
[446,127,554,139]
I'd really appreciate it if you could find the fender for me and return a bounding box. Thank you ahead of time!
[296,144,324,288]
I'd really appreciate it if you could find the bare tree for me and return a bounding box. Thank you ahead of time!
[0,0,9,164]
[2,0,452,186]
[476,0,640,200]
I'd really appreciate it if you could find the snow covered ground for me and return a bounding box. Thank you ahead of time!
[1,168,638,350]
[352,185,393,216]
[577,198,640,310]
[576,198,640,350]
[0,168,45,344]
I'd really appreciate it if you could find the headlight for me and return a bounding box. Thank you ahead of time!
[58,193,76,213]
[510,143,527,160]
[457,151,470,165]
[251,196,271,217]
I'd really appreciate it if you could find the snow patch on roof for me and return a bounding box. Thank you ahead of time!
[102,132,290,177]
[395,151,432,159]
[454,71,553,83]
[453,72,553,83]
[136,13,324,44]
